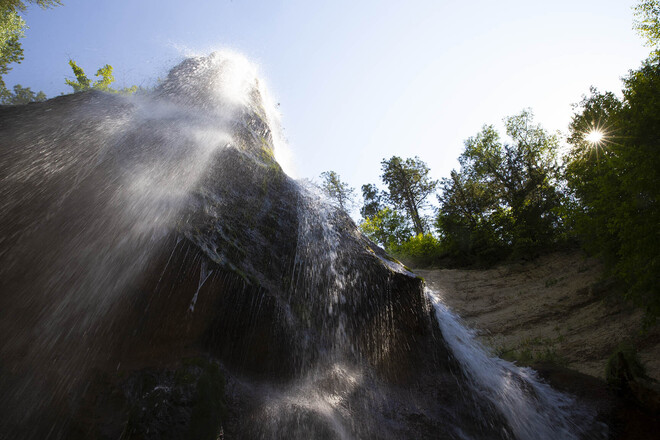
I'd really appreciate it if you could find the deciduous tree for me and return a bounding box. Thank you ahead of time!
[634,0,660,52]
[0,0,61,98]
[0,83,45,104]
[359,207,412,249]
[0,9,25,99]
[437,110,563,259]
[565,58,660,324]
[436,170,503,262]
[0,1,61,10]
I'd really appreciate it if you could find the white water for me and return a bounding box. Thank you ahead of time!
[0,49,609,439]
[0,50,289,433]
[251,362,363,440]
[266,178,607,439]
[188,260,214,313]
[427,289,606,440]
[167,48,295,176]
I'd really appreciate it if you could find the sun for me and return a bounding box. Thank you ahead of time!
[571,121,615,161]
[585,129,604,145]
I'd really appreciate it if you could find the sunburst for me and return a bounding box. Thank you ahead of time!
[573,119,617,161]
[585,129,604,145]
[582,121,611,149]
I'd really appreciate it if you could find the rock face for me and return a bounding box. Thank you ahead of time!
[0,53,606,440]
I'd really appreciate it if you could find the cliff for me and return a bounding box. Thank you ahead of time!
[0,53,608,440]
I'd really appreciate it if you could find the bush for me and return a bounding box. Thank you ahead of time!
[389,233,445,267]
[605,343,647,391]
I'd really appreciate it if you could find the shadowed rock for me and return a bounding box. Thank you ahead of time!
[0,53,607,440]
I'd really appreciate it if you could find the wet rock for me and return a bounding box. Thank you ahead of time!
[0,55,440,439]
[0,53,610,439]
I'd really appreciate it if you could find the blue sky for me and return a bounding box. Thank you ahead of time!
[7,0,651,210]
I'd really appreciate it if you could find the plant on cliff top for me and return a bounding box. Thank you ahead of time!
[65,59,138,94]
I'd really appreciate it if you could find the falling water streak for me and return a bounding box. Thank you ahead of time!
[0,50,611,440]
[0,51,281,436]
[189,260,214,313]
[243,182,361,438]
[427,289,606,440]
[154,236,184,292]
[290,181,348,349]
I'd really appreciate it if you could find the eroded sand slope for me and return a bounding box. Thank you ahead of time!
[416,251,660,380]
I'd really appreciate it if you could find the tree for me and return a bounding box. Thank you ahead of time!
[360,183,385,219]
[0,0,61,98]
[359,207,412,249]
[564,89,623,263]
[359,182,417,252]
[319,170,355,212]
[0,1,62,10]
[0,9,25,99]
[634,0,660,52]
[0,83,45,104]
[380,156,437,235]
[438,110,563,259]
[436,170,503,262]
[565,58,660,324]
[65,60,137,94]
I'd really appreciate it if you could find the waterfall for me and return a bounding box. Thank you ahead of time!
[427,290,607,440]
[0,51,609,440]
[0,50,281,437]
[233,181,607,439]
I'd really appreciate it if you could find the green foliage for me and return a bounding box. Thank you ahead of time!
[0,83,45,104]
[357,5,659,283]
[437,110,564,263]
[0,0,60,98]
[319,170,355,212]
[565,58,660,325]
[564,90,624,267]
[0,0,62,11]
[0,9,25,49]
[65,59,91,92]
[436,170,506,265]
[359,207,412,249]
[380,156,437,235]
[65,59,138,94]
[389,233,444,267]
[0,9,25,99]
[359,183,419,254]
[495,332,568,367]
[359,158,437,258]
[634,0,660,52]
[605,343,647,390]
[360,183,384,219]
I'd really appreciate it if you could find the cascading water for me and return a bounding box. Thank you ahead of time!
[427,290,607,440]
[0,51,609,439]
[0,50,285,438]
[225,183,607,439]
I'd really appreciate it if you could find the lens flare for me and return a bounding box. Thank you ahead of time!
[576,120,616,160]
[585,129,604,145]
